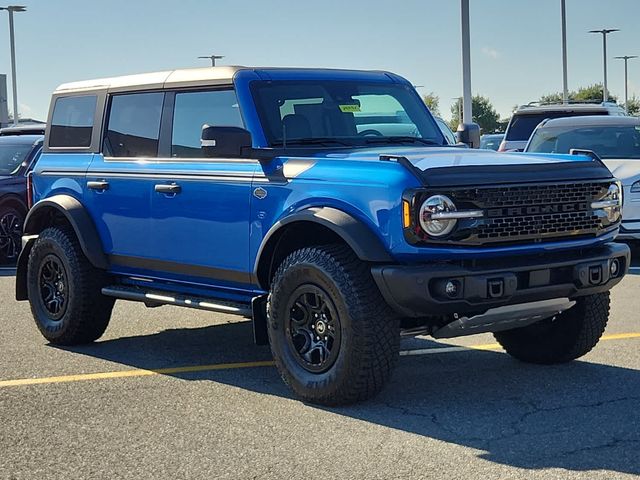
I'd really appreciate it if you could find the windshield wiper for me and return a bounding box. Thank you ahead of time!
[271,137,353,147]
[363,136,443,146]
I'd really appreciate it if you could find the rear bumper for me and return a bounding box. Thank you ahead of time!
[372,242,630,318]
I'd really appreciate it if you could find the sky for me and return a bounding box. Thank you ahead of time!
[0,0,639,122]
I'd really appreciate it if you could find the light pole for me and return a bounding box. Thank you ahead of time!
[561,0,568,104]
[614,55,637,113]
[588,28,619,102]
[198,54,224,67]
[460,0,472,125]
[0,5,26,126]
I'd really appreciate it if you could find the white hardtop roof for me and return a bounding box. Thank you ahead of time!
[539,115,640,128]
[54,66,247,94]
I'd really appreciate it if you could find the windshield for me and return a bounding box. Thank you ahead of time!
[250,81,445,147]
[527,124,640,159]
[480,135,504,150]
[435,118,457,145]
[506,111,607,141]
[0,144,32,175]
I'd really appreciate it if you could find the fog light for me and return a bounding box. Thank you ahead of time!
[445,280,459,297]
[610,258,620,277]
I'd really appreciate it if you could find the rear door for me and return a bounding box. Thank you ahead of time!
[147,88,256,290]
[85,91,163,262]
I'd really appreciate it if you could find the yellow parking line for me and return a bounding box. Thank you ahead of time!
[599,332,640,341]
[0,360,275,388]
[0,332,639,389]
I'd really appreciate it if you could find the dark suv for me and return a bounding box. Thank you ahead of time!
[0,126,44,264]
[16,67,629,405]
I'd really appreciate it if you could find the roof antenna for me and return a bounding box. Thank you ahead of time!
[197,54,224,67]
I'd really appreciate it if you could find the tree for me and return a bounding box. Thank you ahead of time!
[538,84,618,104]
[539,92,564,104]
[450,95,500,133]
[422,92,440,116]
[574,84,617,103]
[624,95,640,116]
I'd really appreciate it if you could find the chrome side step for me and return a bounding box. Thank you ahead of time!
[432,298,576,339]
[101,285,252,317]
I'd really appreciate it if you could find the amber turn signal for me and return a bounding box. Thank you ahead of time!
[402,200,411,228]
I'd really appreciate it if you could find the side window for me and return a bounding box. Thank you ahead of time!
[171,89,243,158]
[104,92,164,157]
[49,95,96,148]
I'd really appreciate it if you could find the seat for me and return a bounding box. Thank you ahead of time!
[282,114,312,140]
[616,132,636,158]
[555,134,576,154]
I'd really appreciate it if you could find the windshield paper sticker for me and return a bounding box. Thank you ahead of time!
[339,104,361,113]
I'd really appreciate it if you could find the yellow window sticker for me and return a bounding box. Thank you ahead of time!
[339,104,361,113]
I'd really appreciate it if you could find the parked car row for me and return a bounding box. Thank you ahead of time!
[499,101,626,152]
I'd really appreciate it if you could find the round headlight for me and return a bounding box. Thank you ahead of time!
[606,183,622,222]
[419,195,457,237]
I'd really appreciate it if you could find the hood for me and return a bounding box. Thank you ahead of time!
[602,159,640,186]
[321,147,613,187]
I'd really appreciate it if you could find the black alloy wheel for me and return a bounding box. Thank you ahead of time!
[286,285,342,373]
[0,208,23,264]
[37,254,68,320]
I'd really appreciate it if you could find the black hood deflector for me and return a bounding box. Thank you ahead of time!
[382,155,614,188]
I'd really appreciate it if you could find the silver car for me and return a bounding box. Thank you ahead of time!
[525,115,640,240]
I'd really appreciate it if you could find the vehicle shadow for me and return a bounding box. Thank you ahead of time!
[56,320,640,475]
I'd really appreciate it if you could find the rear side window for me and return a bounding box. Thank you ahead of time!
[49,95,96,148]
[171,89,243,158]
[104,92,164,157]
[506,110,607,141]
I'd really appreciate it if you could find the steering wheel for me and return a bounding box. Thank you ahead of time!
[358,129,383,137]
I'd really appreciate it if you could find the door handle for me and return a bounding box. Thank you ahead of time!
[154,183,182,195]
[87,180,109,191]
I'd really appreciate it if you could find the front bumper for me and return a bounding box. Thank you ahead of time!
[617,220,640,240]
[372,242,630,318]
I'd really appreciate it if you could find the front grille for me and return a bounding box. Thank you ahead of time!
[469,182,607,208]
[445,181,615,245]
[477,210,599,240]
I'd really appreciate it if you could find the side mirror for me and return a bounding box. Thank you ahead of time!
[201,125,252,158]
[456,122,481,149]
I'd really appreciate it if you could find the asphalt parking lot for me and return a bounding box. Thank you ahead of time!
[0,264,639,479]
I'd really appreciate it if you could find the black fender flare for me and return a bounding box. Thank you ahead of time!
[253,206,392,288]
[16,195,108,301]
[22,195,109,270]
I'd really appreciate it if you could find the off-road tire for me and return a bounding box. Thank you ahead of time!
[27,226,114,345]
[494,293,610,364]
[0,204,24,265]
[267,244,400,406]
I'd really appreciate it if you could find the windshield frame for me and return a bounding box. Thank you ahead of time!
[249,80,446,149]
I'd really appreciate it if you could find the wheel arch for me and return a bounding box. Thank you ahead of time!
[16,195,109,301]
[253,207,392,290]
[22,195,108,270]
[0,193,28,214]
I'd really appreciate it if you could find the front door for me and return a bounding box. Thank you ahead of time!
[148,89,256,291]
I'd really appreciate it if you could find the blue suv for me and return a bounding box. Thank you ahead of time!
[16,67,629,405]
